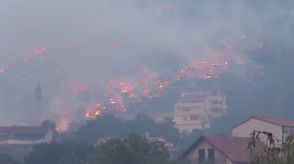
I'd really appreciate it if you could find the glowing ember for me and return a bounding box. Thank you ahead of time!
[119,102,127,113]
[96,103,103,110]
[94,104,103,117]
[64,105,71,112]
[144,89,151,95]
[0,35,264,125]
[177,73,186,80]
[225,43,233,50]
[0,67,4,75]
[75,45,253,120]
[121,108,127,112]
[85,112,91,118]
[119,81,133,94]
[69,84,88,93]
[109,98,116,104]
[95,110,102,117]
[158,84,164,91]
[201,70,217,79]
[109,37,119,47]
[56,119,72,133]
[197,60,210,67]
[32,48,46,57]
[0,47,46,78]
[84,107,98,119]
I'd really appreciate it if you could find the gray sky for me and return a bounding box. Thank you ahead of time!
[0,0,293,125]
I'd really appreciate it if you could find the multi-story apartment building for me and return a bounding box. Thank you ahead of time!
[173,91,228,133]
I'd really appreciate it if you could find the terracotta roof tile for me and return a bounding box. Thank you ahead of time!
[204,135,251,162]
[181,135,254,163]
[0,126,48,137]
[253,116,294,127]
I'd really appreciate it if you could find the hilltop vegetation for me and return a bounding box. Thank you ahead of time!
[24,133,188,164]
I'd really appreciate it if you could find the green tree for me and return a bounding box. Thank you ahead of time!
[0,154,19,164]
[24,141,94,164]
[86,133,181,164]
[70,113,202,157]
[35,84,43,101]
[41,120,58,141]
[249,131,294,164]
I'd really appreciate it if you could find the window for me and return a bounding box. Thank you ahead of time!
[13,133,44,140]
[211,108,221,113]
[182,129,189,134]
[212,100,218,104]
[181,108,190,112]
[208,148,215,162]
[284,127,294,134]
[198,149,205,163]
[191,115,199,120]
[0,134,8,140]
[183,116,188,121]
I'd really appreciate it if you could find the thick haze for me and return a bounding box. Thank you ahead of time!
[0,0,293,125]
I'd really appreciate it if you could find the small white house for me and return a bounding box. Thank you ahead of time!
[232,116,294,142]
[0,125,54,145]
[181,135,253,164]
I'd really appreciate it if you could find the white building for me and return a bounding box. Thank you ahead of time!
[173,91,228,133]
[232,116,294,142]
[144,133,177,154]
[96,136,113,146]
[0,124,54,145]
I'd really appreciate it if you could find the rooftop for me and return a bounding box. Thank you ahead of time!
[232,116,294,129]
[0,125,51,140]
[181,135,252,163]
[252,116,294,127]
[179,95,208,103]
[0,126,48,134]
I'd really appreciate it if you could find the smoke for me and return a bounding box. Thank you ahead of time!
[0,0,293,125]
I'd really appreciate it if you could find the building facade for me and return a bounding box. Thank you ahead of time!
[0,124,54,145]
[181,135,252,164]
[144,133,177,154]
[174,91,228,133]
[232,116,294,142]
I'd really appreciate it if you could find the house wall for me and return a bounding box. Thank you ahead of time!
[174,103,207,132]
[232,118,283,143]
[226,159,233,164]
[186,139,230,164]
[283,126,294,141]
[173,92,228,133]
[207,95,228,118]
[0,130,53,145]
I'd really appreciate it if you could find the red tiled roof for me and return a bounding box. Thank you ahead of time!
[0,126,48,135]
[205,135,251,162]
[253,116,294,127]
[181,135,252,163]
